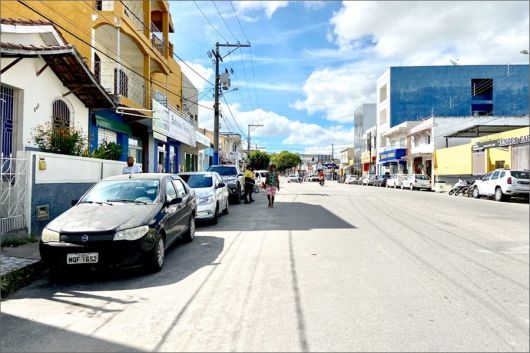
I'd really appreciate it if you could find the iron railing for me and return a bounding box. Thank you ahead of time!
[0,154,27,235]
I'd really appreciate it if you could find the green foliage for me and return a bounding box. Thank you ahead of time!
[83,140,122,160]
[270,151,302,171]
[30,122,86,156]
[248,150,271,170]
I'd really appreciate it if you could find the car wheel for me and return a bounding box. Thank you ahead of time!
[494,187,505,202]
[146,234,165,272]
[211,203,219,225]
[223,199,229,214]
[472,187,480,199]
[410,184,414,191]
[182,216,195,243]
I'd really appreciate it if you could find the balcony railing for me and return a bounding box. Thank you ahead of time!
[150,23,165,56]
[100,63,146,107]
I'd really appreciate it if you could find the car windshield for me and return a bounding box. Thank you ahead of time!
[511,171,529,179]
[180,174,213,188]
[208,166,237,176]
[416,175,429,180]
[82,179,160,204]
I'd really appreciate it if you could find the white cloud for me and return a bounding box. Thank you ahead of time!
[197,100,354,150]
[233,1,289,20]
[303,1,326,10]
[292,61,383,123]
[180,62,214,92]
[329,1,529,65]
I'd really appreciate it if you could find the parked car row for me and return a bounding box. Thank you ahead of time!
[39,165,251,275]
[343,174,432,191]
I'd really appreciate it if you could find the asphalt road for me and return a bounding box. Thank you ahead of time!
[1,179,528,352]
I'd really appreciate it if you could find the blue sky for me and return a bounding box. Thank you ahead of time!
[168,1,529,157]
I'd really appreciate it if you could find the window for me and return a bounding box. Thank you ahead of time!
[427,134,431,145]
[98,128,117,145]
[128,136,143,165]
[491,171,500,180]
[414,136,419,147]
[379,84,387,103]
[500,171,506,178]
[495,160,505,169]
[399,137,406,147]
[52,99,71,129]
[94,53,101,83]
[114,68,128,97]
[173,179,187,196]
[482,172,493,181]
[95,0,102,10]
[165,179,177,200]
[379,108,387,125]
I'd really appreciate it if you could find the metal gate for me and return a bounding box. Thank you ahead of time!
[1,85,15,172]
[0,155,27,235]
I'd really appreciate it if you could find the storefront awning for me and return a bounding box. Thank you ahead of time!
[95,111,132,135]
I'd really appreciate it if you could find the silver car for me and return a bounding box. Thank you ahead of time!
[401,174,432,191]
[179,172,229,224]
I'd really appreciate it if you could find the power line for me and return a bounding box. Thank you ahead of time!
[193,0,228,43]
[212,1,238,42]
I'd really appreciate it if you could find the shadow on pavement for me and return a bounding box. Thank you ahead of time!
[0,313,141,352]
[14,235,224,296]
[204,201,356,232]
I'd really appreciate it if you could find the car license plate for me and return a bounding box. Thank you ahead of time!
[67,252,98,264]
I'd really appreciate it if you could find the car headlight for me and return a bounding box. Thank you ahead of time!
[41,228,60,243]
[113,225,149,241]
[198,195,215,205]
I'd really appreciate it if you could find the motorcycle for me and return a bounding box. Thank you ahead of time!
[319,176,325,186]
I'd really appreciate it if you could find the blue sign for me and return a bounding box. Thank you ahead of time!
[379,148,407,162]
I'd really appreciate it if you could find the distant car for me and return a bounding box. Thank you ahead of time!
[179,172,229,224]
[287,174,300,183]
[207,165,244,204]
[254,170,268,187]
[373,175,390,187]
[309,175,321,182]
[401,174,432,191]
[345,175,357,184]
[386,174,405,188]
[472,169,529,201]
[362,175,376,186]
[39,173,196,273]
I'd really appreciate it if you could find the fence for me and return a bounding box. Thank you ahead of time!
[0,154,27,235]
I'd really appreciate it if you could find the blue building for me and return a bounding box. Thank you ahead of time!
[375,64,529,175]
[377,64,529,129]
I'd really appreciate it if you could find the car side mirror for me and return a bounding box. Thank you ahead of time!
[217,182,226,188]
[71,199,79,206]
[165,197,182,207]
[238,173,243,177]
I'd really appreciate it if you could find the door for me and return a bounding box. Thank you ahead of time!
[478,172,493,195]
[172,178,191,234]
[164,178,180,242]
[1,85,15,171]
[487,171,500,195]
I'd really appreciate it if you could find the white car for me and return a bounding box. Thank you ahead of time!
[254,170,268,187]
[179,172,229,224]
[401,174,432,191]
[345,175,357,184]
[287,174,301,183]
[386,174,405,188]
[472,169,529,202]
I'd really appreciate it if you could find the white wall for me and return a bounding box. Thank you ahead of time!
[1,57,90,153]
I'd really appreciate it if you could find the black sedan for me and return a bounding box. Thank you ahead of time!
[39,173,196,273]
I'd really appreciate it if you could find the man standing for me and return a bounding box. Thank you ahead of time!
[243,165,255,204]
[123,156,142,174]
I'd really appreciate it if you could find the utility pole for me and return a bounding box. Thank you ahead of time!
[211,41,251,165]
[247,123,263,157]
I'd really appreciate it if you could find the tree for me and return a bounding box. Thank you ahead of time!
[270,151,302,172]
[248,150,270,170]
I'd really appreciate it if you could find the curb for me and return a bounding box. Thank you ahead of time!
[0,260,46,299]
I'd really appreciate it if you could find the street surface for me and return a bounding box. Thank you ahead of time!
[1,179,529,352]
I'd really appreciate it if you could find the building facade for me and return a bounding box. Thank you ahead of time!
[353,103,376,176]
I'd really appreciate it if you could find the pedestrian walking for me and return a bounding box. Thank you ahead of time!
[123,156,142,174]
[265,164,280,208]
[243,165,255,204]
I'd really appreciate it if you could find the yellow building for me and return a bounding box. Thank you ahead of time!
[434,127,529,190]
[1,0,193,172]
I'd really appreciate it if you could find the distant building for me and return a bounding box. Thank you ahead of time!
[353,104,376,176]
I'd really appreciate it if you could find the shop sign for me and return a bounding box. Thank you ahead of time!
[196,131,211,147]
[379,148,407,162]
[152,100,196,147]
[361,151,371,163]
[473,134,530,151]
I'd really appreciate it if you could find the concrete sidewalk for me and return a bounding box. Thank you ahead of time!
[1,242,44,298]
